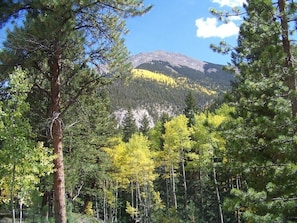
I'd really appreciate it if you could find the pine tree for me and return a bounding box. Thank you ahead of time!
[63,90,118,215]
[0,1,151,222]
[122,110,137,143]
[220,1,297,221]
[184,91,197,126]
[139,114,151,136]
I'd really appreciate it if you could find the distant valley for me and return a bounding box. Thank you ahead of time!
[106,51,234,126]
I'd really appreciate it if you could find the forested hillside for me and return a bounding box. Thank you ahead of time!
[1,1,297,223]
[107,51,234,125]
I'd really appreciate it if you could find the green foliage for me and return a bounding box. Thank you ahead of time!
[0,67,54,209]
[5,1,297,222]
[139,114,151,135]
[216,0,297,222]
[63,91,117,213]
[121,110,137,142]
[185,106,232,223]
[184,91,198,126]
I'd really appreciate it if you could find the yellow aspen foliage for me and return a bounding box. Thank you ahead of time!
[105,134,157,187]
[132,69,177,87]
[162,115,192,165]
[189,106,233,169]
[84,201,94,216]
[126,201,139,216]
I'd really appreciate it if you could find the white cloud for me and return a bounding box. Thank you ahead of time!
[195,17,239,38]
[229,15,242,21]
[212,0,247,7]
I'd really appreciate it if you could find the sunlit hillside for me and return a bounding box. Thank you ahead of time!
[107,51,234,124]
[132,69,177,87]
[132,69,217,96]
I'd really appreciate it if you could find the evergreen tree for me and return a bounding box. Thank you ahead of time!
[139,114,151,136]
[122,110,137,143]
[63,90,118,215]
[0,1,151,222]
[184,91,197,126]
[219,1,297,222]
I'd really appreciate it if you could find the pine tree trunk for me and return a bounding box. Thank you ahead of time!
[50,52,67,223]
[278,0,297,119]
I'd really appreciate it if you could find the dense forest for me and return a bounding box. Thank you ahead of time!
[1,1,297,223]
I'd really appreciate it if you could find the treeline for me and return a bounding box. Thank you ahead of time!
[107,74,215,119]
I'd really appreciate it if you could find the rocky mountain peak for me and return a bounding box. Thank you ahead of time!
[129,50,207,72]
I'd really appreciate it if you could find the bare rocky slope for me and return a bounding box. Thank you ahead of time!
[129,51,207,72]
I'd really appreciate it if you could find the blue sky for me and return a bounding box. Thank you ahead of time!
[0,0,246,65]
[125,0,247,65]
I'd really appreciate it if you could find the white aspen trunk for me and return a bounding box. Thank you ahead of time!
[111,181,119,223]
[11,163,16,223]
[131,181,135,219]
[181,149,188,211]
[199,167,204,220]
[19,201,23,223]
[166,172,170,211]
[136,181,142,220]
[236,175,242,223]
[213,164,224,223]
[103,181,107,222]
[143,182,149,222]
[171,165,177,210]
[95,195,99,221]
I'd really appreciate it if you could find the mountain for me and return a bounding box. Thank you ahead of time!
[106,51,234,127]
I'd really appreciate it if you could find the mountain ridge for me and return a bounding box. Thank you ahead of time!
[129,50,207,72]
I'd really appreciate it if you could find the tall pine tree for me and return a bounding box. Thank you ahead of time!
[221,0,297,222]
[0,1,151,222]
